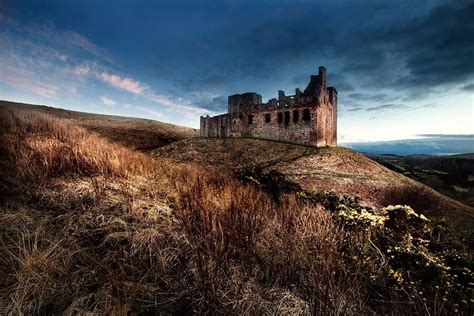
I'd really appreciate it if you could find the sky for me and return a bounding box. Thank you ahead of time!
[0,0,473,142]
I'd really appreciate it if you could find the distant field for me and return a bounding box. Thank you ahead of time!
[371,154,474,207]
[0,100,197,150]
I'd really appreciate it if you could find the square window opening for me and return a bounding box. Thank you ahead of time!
[302,108,311,121]
[248,115,253,125]
[293,110,299,123]
[265,113,271,123]
[284,111,290,125]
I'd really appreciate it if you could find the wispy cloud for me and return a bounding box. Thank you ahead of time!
[73,63,91,77]
[0,64,59,98]
[134,105,162,118]
[30,21,115,65]
[347,107,364,113]
[99,72,148,95]
[0,18,96,99]
[101,96,116,106]
[365,104,410,112]
[56,53,68,62]
[98,71,213,116]
[0,38,79,99]
[0,13,212,126]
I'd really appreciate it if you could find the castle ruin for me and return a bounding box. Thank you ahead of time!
[200,66,337,147]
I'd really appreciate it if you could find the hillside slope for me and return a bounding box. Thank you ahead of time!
[1,106,472,314]
[0,100,197,150]
[152,138,474,232]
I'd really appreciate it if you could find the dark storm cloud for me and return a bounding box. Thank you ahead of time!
[389,4,474,89]
[143,0,472,113]
[358,4,472,92]
[183,4,334,90]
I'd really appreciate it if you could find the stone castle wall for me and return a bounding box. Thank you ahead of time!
[200,66,337,147]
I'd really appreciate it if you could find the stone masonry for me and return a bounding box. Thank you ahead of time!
[200,66,337,147]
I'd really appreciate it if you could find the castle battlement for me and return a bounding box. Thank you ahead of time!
[200,66,337,147]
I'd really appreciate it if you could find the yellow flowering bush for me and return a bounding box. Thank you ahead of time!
[298,191,473,314]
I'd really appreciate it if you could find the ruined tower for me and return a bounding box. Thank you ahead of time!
[200,66,337,147]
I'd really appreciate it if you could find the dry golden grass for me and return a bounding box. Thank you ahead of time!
[0,106,470,314]
[0,108,370,314]
[0,100,197,150]
[0,109,159,181]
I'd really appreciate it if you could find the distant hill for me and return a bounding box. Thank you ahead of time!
[0,100,197,150]
[342,135,474,156]
[152,138,474,233]
[371,153,474,207]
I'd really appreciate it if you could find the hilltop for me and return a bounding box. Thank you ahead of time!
[152,138,474,232]
[0,100,197,150]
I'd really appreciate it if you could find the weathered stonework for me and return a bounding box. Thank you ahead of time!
[200,66,337,147]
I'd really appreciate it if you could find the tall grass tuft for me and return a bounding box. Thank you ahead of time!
[0,108,158,182]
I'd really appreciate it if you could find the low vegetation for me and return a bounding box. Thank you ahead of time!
[0,107,472,314]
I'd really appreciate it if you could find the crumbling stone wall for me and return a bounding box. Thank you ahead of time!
[200,66,337,147]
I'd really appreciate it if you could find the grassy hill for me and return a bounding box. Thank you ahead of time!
[0,100,197,150]
[152,138,474,232]
[0,104,472,314]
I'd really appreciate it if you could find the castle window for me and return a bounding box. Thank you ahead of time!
[239,113,243,120]
[277,112,283,123]
[248,115,253,125]
[293,110,299,123]
[265,113,271,123]
[284,111,290,125]
[302,108,311,121]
